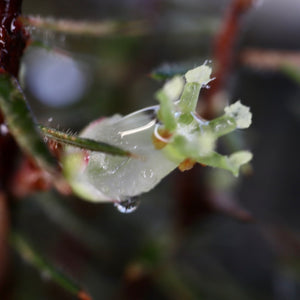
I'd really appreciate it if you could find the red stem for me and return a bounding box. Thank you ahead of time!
[0,0,28,77]
[202,0,255,118]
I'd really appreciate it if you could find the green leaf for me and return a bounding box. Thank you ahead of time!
[150,64,187,81]
[196,151,252,176]
[281,64,300,85]
[0,73,58,173]
[40,125,133,157]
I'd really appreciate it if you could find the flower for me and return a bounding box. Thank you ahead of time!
[63,64,253,202]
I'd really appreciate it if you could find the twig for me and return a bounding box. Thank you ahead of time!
[203,0,257,118]
[22,15,150,37]
[240,48,300,71]
[10,231,92,300]
[0,193,9,290]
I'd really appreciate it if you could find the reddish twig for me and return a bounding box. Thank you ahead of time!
[0,193,9,290]
[202,0,256,119]
[240,48,300,70]
[0,0,29,77]
[0,0,30,293]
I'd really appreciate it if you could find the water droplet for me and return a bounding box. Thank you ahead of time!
[48,117,53,123]
[202,84,211,89]
[114,197,140,214]
[10,19,16,32]
[142,169,154,179]
[43,136,48,143]
[0,124,9,135]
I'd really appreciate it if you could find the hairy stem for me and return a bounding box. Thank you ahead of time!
[40,125,133,157]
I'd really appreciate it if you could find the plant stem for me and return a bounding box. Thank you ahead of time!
[22,16,149,37]
[10,231,92,300]
[0,0,28,77]
[39,125,133,157]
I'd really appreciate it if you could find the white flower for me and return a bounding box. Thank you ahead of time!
[163,76,184,101]
[185,65,212,85]
[224,101,252,129]
[62,64,253,203]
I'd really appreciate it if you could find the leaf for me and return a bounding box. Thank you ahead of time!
[150,64,188,81]
[0,73,58,173]
[281,64,300,85]
[39,125,133,157]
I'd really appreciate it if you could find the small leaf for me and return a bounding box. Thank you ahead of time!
[39,125,133,157]
[281,64,300,85]
[196,151,252,176]
[150,64,187,81]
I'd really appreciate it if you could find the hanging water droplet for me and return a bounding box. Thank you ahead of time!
[0,124,9,135]
[48,117,53,123]
[114,197,140,214]
[202,84,211,89]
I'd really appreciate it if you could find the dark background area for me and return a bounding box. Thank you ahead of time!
[5,0,300,299]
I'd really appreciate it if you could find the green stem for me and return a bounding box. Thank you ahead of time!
[178,82,201,114]
[10,231,92,300]
[208,115,237,137]
[39,125,133,157]
[156,90,177,132]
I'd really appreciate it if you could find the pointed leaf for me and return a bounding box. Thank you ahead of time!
[40,125,132,157]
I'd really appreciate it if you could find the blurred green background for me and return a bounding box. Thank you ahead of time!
[7,0,300,299]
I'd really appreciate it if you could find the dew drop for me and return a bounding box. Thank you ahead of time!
[202,84,211,89]
[0,124,9,135]
[10,19,16,32]
[48,117,53,123]
[114,197,140,214]
[142,169,154,179]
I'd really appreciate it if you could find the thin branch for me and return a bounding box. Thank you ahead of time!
[11,232,92,300]
[203,0,257,118]
[240,48,300,71]
[22,15,150,37]
[0,193,9,290]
